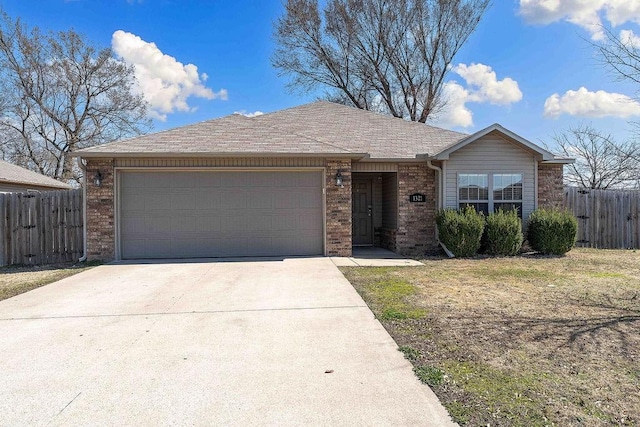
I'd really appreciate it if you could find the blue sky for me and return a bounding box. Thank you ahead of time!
[2,0,640,149]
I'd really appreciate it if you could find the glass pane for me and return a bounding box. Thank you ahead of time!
[494,175,502,200]
[513,182,523,200]
[459,174,489,201]
[459,187,469,200]
[493,174,522,201]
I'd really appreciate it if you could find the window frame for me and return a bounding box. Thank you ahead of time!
[457,172,524,217]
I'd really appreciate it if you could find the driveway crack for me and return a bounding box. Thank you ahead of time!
[48,391,81,424]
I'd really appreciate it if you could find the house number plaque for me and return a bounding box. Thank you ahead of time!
[409,193,426,203]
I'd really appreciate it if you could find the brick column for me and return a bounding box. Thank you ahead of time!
[396,163,437,256]
[538,163,564,209]
[325,159,352,256]
[85,158,115,261]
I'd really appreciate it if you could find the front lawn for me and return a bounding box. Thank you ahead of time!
[341,248,640,426]
[0,262,99,301]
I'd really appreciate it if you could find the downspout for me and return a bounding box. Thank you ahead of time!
[77,157,88,262]
[427,160,454,257]
[427,160,443,210]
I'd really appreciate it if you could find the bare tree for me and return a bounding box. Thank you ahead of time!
[0,10,151,183]
[272,0,490,123]
[596,26,640,88]
[554,124,640,189]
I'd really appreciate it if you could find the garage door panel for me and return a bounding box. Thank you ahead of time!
[217,190,246,210]
[144,194,172,210]
[272,190,298,209]
[195,192,220,209]
[119,171,323,259]
[170,191,197,210]
[297,172,322,187]
[195,216,221,233]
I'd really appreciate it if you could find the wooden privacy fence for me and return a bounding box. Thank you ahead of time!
[0,189,83,266]
[564,186,640,249]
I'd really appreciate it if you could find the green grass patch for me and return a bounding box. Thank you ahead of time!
[366,277,427,320]
[444,401,471,425]
[398,345,421,361]
[414,365,444,387]
[443,361,548,426]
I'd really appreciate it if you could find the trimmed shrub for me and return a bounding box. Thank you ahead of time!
[483,209,523,256]
[527,208,578,255]
[436,206,485,257]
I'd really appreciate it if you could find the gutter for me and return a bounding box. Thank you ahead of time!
[426,160,443,210]
[426,160,454,257]
[77,158,88,262]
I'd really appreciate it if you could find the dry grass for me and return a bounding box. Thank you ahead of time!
[0,262,99,301]
[341,248,640,426]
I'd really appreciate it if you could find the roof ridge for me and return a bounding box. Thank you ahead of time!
[258,100,468,137]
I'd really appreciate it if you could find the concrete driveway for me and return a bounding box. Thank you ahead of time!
[0,257,455,426]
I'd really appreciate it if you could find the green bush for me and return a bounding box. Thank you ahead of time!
[527,208,578,255]
[483,209,523,256]
[436,206,485,257]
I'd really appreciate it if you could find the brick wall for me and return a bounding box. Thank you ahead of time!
[325,159,352,256]
[379,228,397,252]
[538,163,564,209]
[85,159,115,261]
[396,164,437,256]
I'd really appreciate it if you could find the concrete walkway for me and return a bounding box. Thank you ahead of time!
[0,257,454,426]
[331,247,424,267]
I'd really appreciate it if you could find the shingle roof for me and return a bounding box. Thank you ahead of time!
[0,159,71,189]
[77,101,468,159]
[79,112,363,157]
[254,101,468,158]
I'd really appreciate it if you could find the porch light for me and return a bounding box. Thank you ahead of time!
[94,170,103,187]
[335,170,344,187]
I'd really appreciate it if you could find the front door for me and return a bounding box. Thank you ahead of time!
[352,179,373,245]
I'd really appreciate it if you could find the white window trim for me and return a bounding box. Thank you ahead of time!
[457,172,524,214]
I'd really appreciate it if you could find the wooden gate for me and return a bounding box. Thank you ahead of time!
[564,187,640,249]
[0,189,83,266]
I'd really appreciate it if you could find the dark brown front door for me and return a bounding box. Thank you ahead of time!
[352,179,373,245]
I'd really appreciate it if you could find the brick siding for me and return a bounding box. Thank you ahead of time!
[85,159,115,261]
[538,163,564,209]
[396,164,437,256]
[325,159,352,256]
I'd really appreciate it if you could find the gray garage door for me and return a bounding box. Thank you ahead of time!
[119,171,324,259]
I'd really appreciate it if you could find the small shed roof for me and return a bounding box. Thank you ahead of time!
[0,160,71,190]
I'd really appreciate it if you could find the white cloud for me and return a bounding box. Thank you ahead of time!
[544,86,640,118]
[519,0,640,40]
[234,110,264,118]
[453,63,523,105]
[435,63,522,128]
[620,29,640,47]
[437,82,474,128]
[111,30,227,121]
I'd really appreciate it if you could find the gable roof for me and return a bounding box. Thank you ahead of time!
[77,101,569,162]
[0,159,71,190]
[430,123,556,161]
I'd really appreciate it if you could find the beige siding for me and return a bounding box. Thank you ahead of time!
[114,157,325,168]
[445,135,537,218]
[351,162,398,172]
